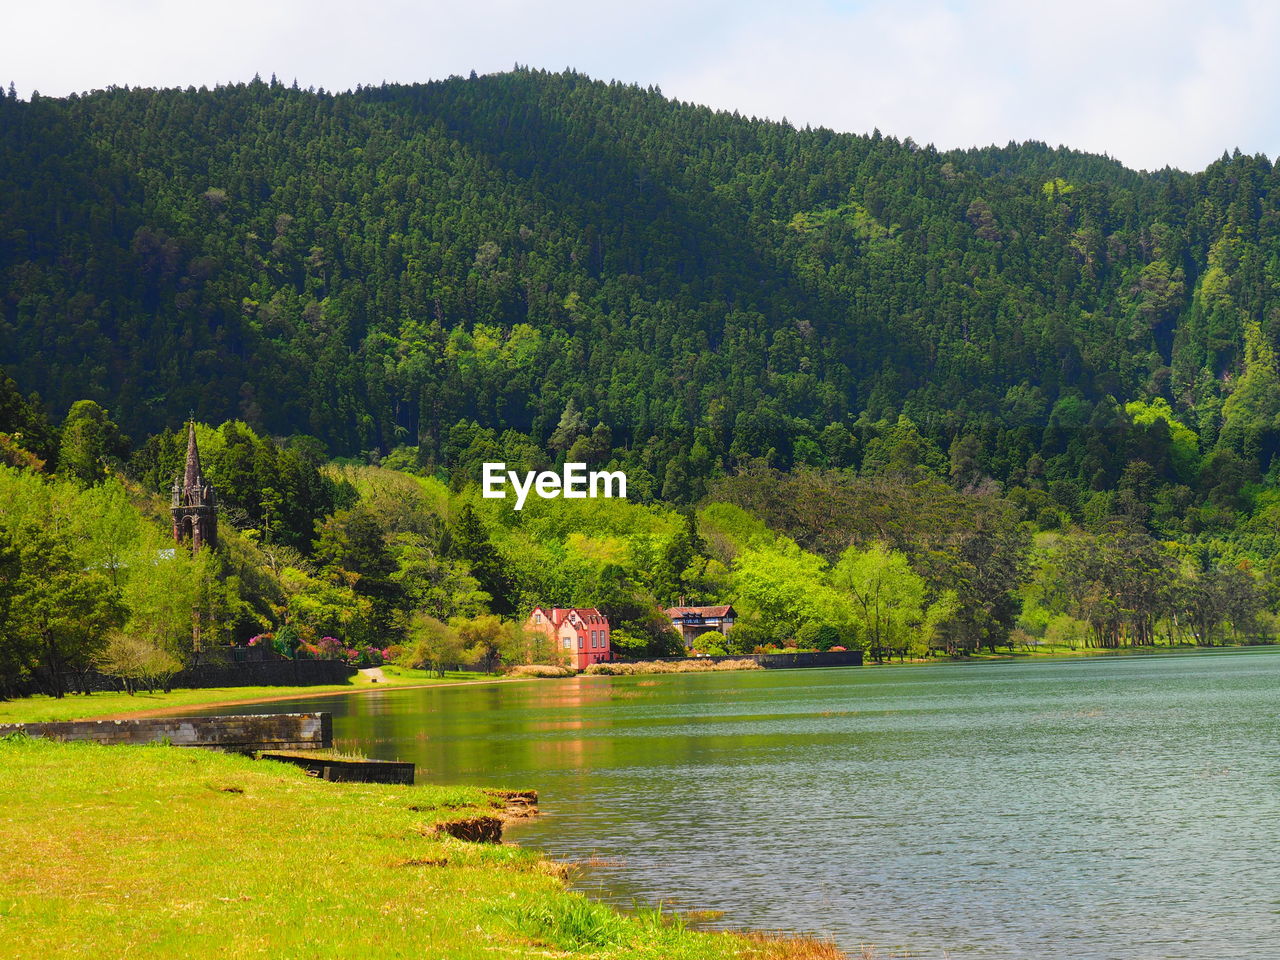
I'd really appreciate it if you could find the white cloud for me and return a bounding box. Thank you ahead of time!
[666,0,1280,170]
[3,0,1277,171]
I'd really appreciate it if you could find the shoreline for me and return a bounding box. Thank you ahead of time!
[1,736,847,959]
[94,675,531,720]
[8,642,1274,726]
[862,640,1278,669]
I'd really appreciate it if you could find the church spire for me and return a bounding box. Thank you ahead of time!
[172,420,217,550]
[183,421,202,492]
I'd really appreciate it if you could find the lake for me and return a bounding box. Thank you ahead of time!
[195,649,1280,958]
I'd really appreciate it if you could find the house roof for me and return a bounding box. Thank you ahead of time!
[532,606,608,628]
[666,605,735,619]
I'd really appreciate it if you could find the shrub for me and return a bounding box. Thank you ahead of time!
[813,625,843,651]
[506,664,575,678]
[94,633,182,694]
[296,635,369,665]
[691,630,726,655]
[725,618,775,652]
[606,628,648,659]
[272,625,300,659]
[793,623,844,651]
[582,659,761,676]
[793,622,822,650]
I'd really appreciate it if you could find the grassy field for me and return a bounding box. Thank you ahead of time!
[0,736,843,959]
[0,667,498,724]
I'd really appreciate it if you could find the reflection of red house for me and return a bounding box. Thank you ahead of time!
[526,606,612,670]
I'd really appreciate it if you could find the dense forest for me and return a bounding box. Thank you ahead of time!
[2,70,1279,696]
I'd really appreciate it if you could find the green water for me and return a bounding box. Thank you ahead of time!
[199,649,1280,958]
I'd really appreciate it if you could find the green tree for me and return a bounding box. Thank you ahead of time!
[548,399,588,455]
[455,614,517,672]
[1055,522,1176,648]
[447,504,515,614]
[861,416,947,479]
[1126,398,1200,483]
[10,523,124,695]
[313,506,402,632]
[399,614,466,676]
[280,566,376,645]
[691,630,727,656]
[0,373,56,466]
[94,633,182,694]
[391,534,488,622]
[1219,321,1280,468]
[732,540,850,638]
[832,542,953,657]
[0,527,29,698]
[57,400,129,486]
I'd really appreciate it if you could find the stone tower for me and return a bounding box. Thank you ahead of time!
[171,423,217,550]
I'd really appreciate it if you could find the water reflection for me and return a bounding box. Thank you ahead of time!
[194,650,1280,959]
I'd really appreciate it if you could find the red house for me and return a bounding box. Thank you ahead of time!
[526,606,612,670]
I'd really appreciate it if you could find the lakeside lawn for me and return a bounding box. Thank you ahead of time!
[0,737,838,960]
[0,666,497,724]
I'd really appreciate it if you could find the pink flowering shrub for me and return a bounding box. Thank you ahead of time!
[315,636,345,659]
[282,635,390,667]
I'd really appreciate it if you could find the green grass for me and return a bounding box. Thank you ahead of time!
[0,736,818,959]
[377,664,493,685]
[0,669,499,724]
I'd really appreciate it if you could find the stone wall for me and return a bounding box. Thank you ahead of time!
[172,659,357,688]
[753,650,864,668]
[12,658,358,697]
[0,712,333,751]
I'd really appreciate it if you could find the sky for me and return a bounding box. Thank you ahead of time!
[5,0,1280,172]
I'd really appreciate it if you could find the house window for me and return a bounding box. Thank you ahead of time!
[535,612,542,624]
[578,636,583,649]
[562,637,571,649]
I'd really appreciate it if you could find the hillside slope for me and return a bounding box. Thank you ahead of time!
[2,70,1279,493]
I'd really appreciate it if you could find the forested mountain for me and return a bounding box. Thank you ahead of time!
[4,68,1280,695]
[4,68,1278,496]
